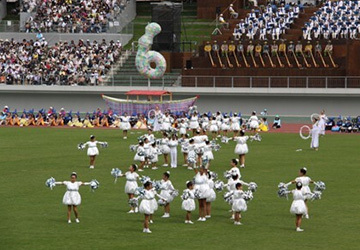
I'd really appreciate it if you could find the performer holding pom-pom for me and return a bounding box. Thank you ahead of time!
[182,181,196,224]
[203,140,214,169]
[54,172,93,224]
[120,112,131,139]
[248,111,260,134]
[289,182,308,232]
[209,116,219,140]
[284,167,314,219]
[159,171,176,218]
[80,135,107,169]
[139,181,167,234]
[134,140,146,172]
[232,182,247,225]
[118,164,140,213]
[194,166,210,222]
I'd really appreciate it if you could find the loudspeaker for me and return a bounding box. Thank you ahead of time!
[151,2,182,52]
[185,60,193,69]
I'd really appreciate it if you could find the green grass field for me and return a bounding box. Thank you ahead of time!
[0,127,359,250]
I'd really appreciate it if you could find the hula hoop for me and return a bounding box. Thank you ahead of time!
[310,113,320,122]
[147,109,156,118]
[299,125,311,140]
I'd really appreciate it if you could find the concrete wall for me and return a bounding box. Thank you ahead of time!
[0,86,359,116]
[0,0,6,21]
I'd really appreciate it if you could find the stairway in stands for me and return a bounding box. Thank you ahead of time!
[106,52,182,87]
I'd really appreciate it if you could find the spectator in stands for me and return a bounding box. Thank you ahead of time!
[0,38,122,85]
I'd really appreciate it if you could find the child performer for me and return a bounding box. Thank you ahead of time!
[205,172,216,218]
[83,135,105,169]
[284,167,313,219]
[221,114,231,137]
[203,140,214,169]
[233,130,255,168]
[54,172,92,223]
[169,134,178,168]
[160,132,170,167]
[230,113,241,137]
[149,142,159,170]
[180,134,190,167]
[139,181,167,233]
[209,116,219,140]
[160,171,176,218]
[134,140,145,172]
[194,166,210,221]
[182,181,196,224]
[119,164,139,213]
[289,182,308,232]
[248,111,259,134]
[232,182,247,225]
[120,112,131,139]
[179,119,188,137]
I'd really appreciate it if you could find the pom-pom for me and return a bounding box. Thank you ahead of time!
[134,187,145,196]
[129,145,138,152]
[209,171,218,180]
[248,182,258,192]
[310,191,322,201]
[250,133,262,142]
[181,190,190,200]
[211,141,221,151]
[139,176,151,184]
[187,155,196,164]
[77,143,85,150]
[170,189,179,198]
[128,197,139,208]
[152,180,163,191]
[223,191,234,205]
[277,187,289,199]
[314,181,326,192]
[221,136,230,144]
[243,190,254,202]
[214,180,225,192]
[158,199,167,206]
[100,142,108,148]
[223,171,232,179]
[195,147,204,155]
[90,179,100,191]
[111,168,122,183]
[45,177,56,190]
[194,189,202,199]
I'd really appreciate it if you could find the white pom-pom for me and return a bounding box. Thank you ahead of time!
[45,177,56,190]
[223,191,234,205]
[158,199,167,206]
[214,180,224,192]
[139,176,151,184]
[100,142,108,148]
[243,190,254,202]
[181,190,190,200]
[314,181,326,192]
[77,143,85,150]
[90,179,99,191]
[128,197,139,208]
[248,182,258,192]
[310,191,322,201]
[170,189,179,197]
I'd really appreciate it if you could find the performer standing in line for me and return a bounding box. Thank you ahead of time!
[289,182,308,232]
[119,164,140,213]
[134,140,146,171]
[160,132,170,167]
[54,172,92,224]
[182,181,196,224]
[193,166,210,222]
[139,181,167,234]
[248,111,260,134]
[234,130,256,168]
[232,182,247,225]
[311,118,321,151]
[153,106,162,132]
[160,171,176,218]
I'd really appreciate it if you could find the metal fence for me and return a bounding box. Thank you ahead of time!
[0,20,21,32]
[180,76,360,88]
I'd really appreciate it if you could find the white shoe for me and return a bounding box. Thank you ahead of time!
[187,220,194,224]
[171,166,177,168]
[305,214,309,219]
[75,218,80,223]
[145,228,152,234]
[138,169,144,172]
[182,164,188,167]
[127,210,135,213]
[123,137,127,139]
[144,165,149,169]
[197,217,203,221]
[68,220,71,224]
[205,215,211,218]
[296,227,304,232]
[149,220,153,224]
[162,164,168,167]
[187,167,193,170]
[134,207,138,213]
[89,166,94,169]
[234,221,242,225]
[240,165,245,168]
[152,167,158,170]
[162,213,170,218]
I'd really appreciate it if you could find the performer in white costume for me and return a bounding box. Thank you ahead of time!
[182,181,196,224]
[159,171,176,218]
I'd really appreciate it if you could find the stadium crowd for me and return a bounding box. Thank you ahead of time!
[230,3,303,40]
[23,0,131,33]
[0,38,122,85]
[303,0,360,40]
